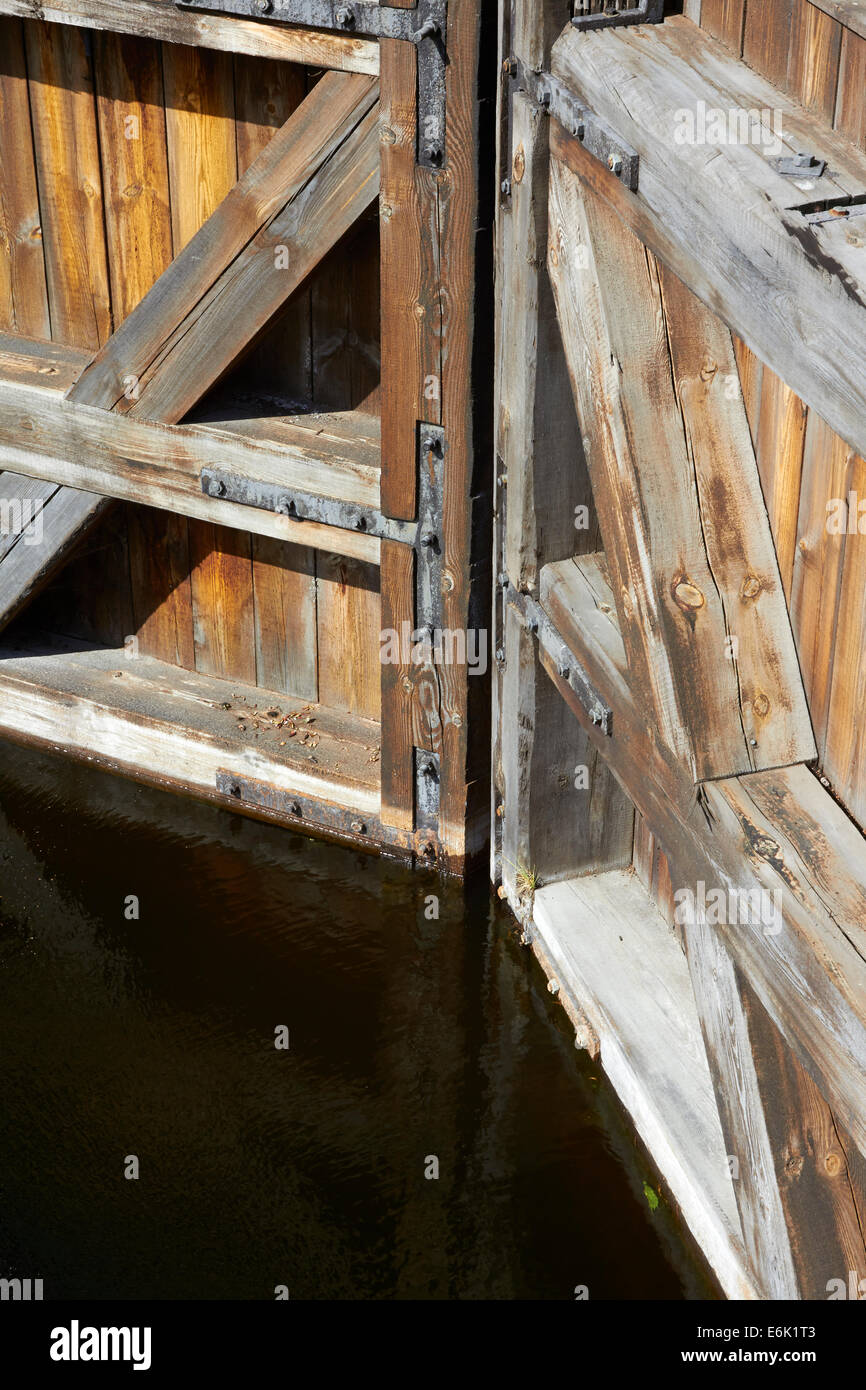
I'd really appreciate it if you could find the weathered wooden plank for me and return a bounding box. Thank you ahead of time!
[0,2,379,71]
[0,480,110,630]
[732,336,763,449]
[311,216,381,412]
[699,0,745,51]
[656,265,816,770]
[495,4,613,901]
[316,552,381,721]
[0,634,380,811]
[546,159,815,781]
[754,369,808,600]
[189,520,256,685]
[739,975,866,1300]
[251,535,318,702]
[823,447,866,828]
[0,344,382,561]
[379,37,440,520]
[93,32,174,324]
[790,413,853,757]
[797,0,866,44]
[684,914,799,1299]
[743,0,796,86]
[69,72,379,423]
[0,18,50,339]
[499,91,589,592]
[835,26,866,148]
[24,21,111,349]
[0,473,57,568]
[787,2,843,121]
[549,15,866,468]
[232,52,311,404]
[162,43,237,258]
[127,505,195,670]
[537,551,866,1160]
[534,870,756,1301]
[435,0,495,869]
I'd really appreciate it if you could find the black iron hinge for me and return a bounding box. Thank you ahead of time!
[175,0,448,168]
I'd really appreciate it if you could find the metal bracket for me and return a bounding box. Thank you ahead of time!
[502,580,613,736]
[571,0,664,30]
[414,749,440,832]
[175,0,447,168]
[201,469,417,544]
[415,423,445,635]
[506,59,640,192]
[772,151,827,179]
[201,430,445,569]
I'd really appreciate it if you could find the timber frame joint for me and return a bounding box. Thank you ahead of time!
[175,0,448,166]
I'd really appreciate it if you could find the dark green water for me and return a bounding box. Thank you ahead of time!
[0,740,718,1300]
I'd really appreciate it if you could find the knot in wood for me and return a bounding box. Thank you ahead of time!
[672,577,705,612]
[753,834,780,860]
[740,573,764,601]
[512,144,525,184]
[752,692,771,718]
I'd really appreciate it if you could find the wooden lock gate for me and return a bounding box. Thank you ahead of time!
[1,0,866,1298]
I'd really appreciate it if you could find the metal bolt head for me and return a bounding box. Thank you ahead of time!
[501,178,511,197]
[498,572,509,589]
[335,5,354,26]
[290,802,301,816]
[608,153,623,175]
[527,617,539,635]
[495,647,505,663]
[559,665,570,680]
[426,143,444,166]
[421,531,438,548]
[275,496,293,516]
[412,18,440,44]
[591,710,603,727]
[253,0,273,13]
[212,479,227,497]
[497,474,507,487]
[351,820,367,835]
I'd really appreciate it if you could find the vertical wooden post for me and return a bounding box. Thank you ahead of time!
[495,0,631,906]
[379,0,494,870]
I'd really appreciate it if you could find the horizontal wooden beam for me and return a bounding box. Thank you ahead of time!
[0,634,448,860]
[0,0,379,70]
[0,338,382,561]
[550,14,866,465]
[70,71,380,423]
[538,552,866,1161]
[0,632,377,806]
